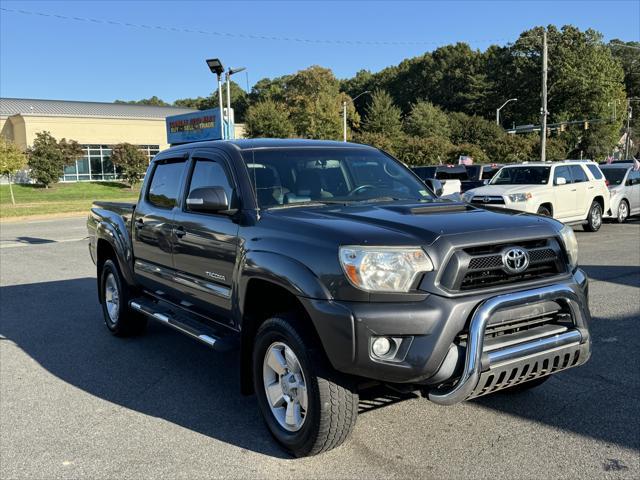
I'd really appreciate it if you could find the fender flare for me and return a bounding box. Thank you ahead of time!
[236,250,332,317]
[93,209,136,286]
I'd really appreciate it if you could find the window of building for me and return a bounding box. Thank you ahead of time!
[62,144,160,182]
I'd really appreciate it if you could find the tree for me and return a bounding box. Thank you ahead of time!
[609,40,640,99]
[395,136,454,166]
[115,96,170,106]
[353,131,399,157]
[110,143,149,188]
[27,132,66,188]
[404,101,451,138]
[362,90,403,136]
[284,66,345,139]
[449,111,505,146]
[245,100,295,138]
[0,137,27,205]
[449,143,489,164]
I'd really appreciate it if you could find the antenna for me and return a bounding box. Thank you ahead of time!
[252,150,260,220]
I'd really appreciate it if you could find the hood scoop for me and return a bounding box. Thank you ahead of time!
[383,202,472,215]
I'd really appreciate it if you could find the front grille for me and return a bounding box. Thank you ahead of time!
[471,195,505,205]
[439,238,566,292]
[457,304,572,345]
[460,263,558,290]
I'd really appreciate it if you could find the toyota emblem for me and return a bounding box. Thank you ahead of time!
[483,196,491,203]
[502,247,529,274]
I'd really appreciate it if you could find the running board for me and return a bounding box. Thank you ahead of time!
[129,298,237,352]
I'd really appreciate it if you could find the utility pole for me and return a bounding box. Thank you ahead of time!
[343,101,348,142]
[624,99,632,160]
[540,29,548,162]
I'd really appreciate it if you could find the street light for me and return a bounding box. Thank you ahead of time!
[206,58,225,139]
[343,90,371,142]
[225,66,246,140]
[496,98,518,126]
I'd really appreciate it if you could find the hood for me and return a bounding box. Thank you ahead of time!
[467,184,550,196]
[264,201,556,247]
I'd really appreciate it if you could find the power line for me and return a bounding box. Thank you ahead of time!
[0,7,515,47]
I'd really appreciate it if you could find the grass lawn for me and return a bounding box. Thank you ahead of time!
[0,182,141,219]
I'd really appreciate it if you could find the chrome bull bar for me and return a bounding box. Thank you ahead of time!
[428,284,590,406]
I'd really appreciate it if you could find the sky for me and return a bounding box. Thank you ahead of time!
[1,0,639,103]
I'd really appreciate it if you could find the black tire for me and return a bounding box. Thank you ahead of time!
[616,199,629,224]
[537,205,552,217]
[583,201,603,232]
[502,375,550,393]
[253,316,358,457]
[100,259,147,336]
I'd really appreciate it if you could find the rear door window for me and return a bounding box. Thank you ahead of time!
[585,164,603,180]
[147,160,187,208]
[569,165,589,183]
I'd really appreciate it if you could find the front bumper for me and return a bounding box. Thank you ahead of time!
[302,269,591,403]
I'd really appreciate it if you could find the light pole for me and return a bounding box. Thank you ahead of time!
[496,98,517,126]
[343,90,371,142]
[206,58,225,139]
[225,67,246,140]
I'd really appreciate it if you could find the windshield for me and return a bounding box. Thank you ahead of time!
[601,168,628,185]
[491,166,551,185]
[242,148,436,208]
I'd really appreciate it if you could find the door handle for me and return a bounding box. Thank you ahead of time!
[174,226,186,238]
[571,189,577,192]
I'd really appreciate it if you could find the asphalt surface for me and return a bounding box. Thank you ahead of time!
[1,216,639,479]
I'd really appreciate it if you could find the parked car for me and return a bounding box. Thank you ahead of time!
[88,140,592,456]
[600,164,640,223]
[460,164,504,192]
[411,165,462,197]
[462,160,610,232]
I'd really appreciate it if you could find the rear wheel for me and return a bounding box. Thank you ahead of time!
[536,205,552,217]
[100,259,147,336]
[253,316,358,457]
[617,199,629,223]
[584,201,602,232]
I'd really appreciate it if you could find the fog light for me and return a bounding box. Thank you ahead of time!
[372,337,392,357]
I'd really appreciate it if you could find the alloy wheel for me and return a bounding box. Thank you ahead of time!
[618,202,628,222]
[104,273,120,324]
[262,341,308,432]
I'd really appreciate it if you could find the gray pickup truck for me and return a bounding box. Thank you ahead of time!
[88,139,591,456]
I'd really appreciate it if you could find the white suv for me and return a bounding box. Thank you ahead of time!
[463,161,610,232]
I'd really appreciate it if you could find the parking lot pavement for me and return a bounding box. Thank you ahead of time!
[1,217,639,479]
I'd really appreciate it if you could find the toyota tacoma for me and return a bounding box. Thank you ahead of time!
[88,139,592,456]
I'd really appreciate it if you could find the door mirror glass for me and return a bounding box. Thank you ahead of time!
[555,177,567,185]
[425,178,444,197]
[186,186,230,213]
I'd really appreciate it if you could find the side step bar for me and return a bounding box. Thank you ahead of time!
[129,299,236,352]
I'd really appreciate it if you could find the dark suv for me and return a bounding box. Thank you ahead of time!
[88,139,591,456]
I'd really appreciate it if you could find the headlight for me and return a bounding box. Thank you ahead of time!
[559,225,578,269]
[508,193,532,202]
[339,246,434,292]
[462,192,474,203]
[609,189,619,197]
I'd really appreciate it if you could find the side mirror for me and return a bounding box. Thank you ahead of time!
[627,179,633,186]
[186,186,231,213]
[555,177,567,185]
[483,179,490,185]
[425,178,444,197]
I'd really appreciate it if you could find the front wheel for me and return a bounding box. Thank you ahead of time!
[584,201,603,232]
[536,205,552,217]
[253,316,358,457]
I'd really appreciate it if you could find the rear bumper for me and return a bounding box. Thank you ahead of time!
[302,269,590,401]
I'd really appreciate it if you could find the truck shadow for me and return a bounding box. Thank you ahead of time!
[1,277,638,456]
